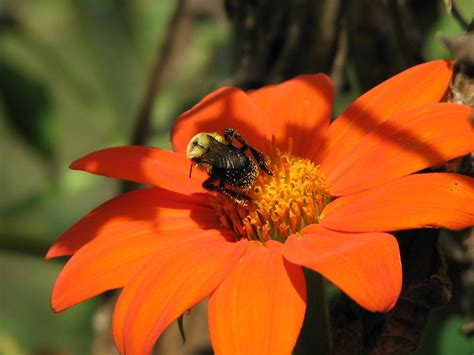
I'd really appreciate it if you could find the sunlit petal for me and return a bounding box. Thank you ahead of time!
[51,224,201,312]
[209,241,306,355]
[317,60,453,176]
[46,187,218,258]
[248,74,333,158]
[283,225,401,312]
[70,146,207,194]
[112,233,248,355]
[171,87,264,153]
[321,173,474,232]
[326,103,473,195]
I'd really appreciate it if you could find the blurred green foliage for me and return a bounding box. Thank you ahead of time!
[0,0,472,354]
[417,314,474,354]
[0,60,55,161]
[1,1,231,353]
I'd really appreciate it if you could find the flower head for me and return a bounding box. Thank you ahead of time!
[47,60,474,355]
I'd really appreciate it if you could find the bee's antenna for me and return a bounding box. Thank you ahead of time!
[189,163,193,178]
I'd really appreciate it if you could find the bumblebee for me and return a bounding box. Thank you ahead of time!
[186,128,273,204]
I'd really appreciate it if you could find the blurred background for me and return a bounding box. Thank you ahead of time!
[0,0,472,354]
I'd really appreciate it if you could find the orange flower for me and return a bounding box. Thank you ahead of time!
[47,60,474,355]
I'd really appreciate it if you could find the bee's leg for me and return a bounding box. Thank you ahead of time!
[224,128,273,176]
[216,179,253,205]
[202,175,219,193]
[223,128,238,142]
[221,189,252,205]
[247,146,273,176]
[203,175,252,205]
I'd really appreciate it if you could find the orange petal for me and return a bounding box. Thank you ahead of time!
[321,173,474,232]
[283,225,401,312]
[51,223,196,312]
[70,146,207,194]
[326,103,474,196]
[46,187,218,258]
[247,74,333,159]
[317,60,453,175]
[171,87,264,154]
[208,240,306,355]
[112,233,248,355]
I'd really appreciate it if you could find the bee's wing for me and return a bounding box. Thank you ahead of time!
[200,138,242,170]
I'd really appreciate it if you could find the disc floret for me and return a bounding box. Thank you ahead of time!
[212,137,330,242]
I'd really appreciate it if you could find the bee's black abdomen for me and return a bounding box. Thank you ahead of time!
[211,158,257,190]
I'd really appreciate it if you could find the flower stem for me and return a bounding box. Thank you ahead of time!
[294,269,332,354]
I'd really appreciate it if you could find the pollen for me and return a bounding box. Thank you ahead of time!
[212,137,330,242]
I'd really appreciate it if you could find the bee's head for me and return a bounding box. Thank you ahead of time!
[186,132,225,177]
[186,133,212,161]
[187,133,215,176]
[186,132,225,161]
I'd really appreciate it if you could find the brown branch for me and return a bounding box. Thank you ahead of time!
[130,0,186,147]
[330,13,348,94]
[387,0,419,67]
[120,0,187,193]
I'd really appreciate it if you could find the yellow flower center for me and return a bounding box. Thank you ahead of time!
[212,137,330,242]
